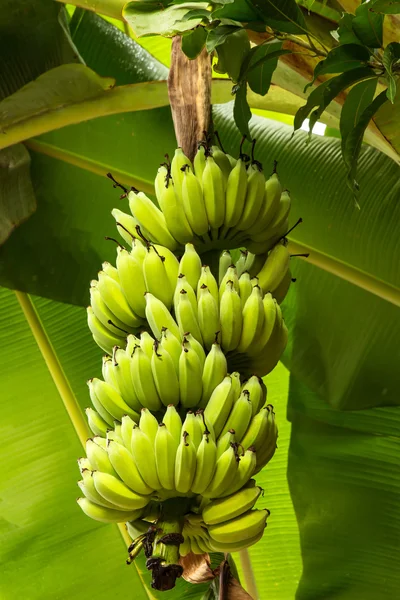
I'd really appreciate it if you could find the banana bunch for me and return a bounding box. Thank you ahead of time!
[113,142,290,255]
[78,384,277,518]
[88,241,288,378]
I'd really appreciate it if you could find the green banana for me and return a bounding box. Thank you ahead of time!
[107,439,154,495]
[235,250,248,277]
[144,292,180,340]
[203,375,234,438]
[237,163,265,231]
[218,250,232,285]
[200,342,228,408]
[219,265,239,300]
[90,283,133,336]
[93,469,150,511]
[181,411,203,449]
[207,529,264,553]
[77,497,144,523]
[208,508,269,544]
[171,147,193,202]
[86,438,117,476]
[159,327,181,375]
[178,337,203,408]
[174,432,196,493]
[155,167,193,244]
[130,426,161,490]
[130,346,163,412]
[181,166,209,236]
[139,408,159,445]
[86,407,109,437]
[174,274,198,316]
[143,245,174,310]
[246,293,277,357]
[223,447,257,495]
[197,265,219,306]
[179,243,202,291]
[202,482,262,525]
[139,331,154,358]
[78,469,117,509]
[203,444,239,498]
[202,156,225,229]
[190,432,217,495]
[242,375,267,416]
[116,247,146,318]
[219,280,242,352]
[193,144,207,182]
[240,405,277,462]
[111,208,142,245]
[89,378,139,423]
[247,171,282,235]
[220,390,253,440]
[273,268,292,304]
[216,429,236,460]
[211,145,232,181]
[151,342,180,406]
[237,285,264,353]
[256,241,290,295]
[175,288,203,344]
[238,272,253,311]
[121,415,135,449]
[184,332,206,368]
[97,270,143,329]
[128,190,178,250]
[197,284,220,350]
[154,423,176,490]
[162,404,182,449]
[107,349,143,413]
[224,158,248,228]
[87,307,125,355]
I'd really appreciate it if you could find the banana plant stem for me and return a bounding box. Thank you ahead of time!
[238,549,259,599]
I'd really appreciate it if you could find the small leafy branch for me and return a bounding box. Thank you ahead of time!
[124,0,400,200]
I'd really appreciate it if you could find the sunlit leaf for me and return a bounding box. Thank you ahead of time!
[123,1,207,37]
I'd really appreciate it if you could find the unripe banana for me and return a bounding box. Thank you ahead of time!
[156,169,193,244]
[207,529,264,553]
[78,457,92,474]
[139,331,154,358]
[235,250,248,278]
[244,251,267,278]
[179,337,203,408]
[181,167,209,236]
[181,412,203,449]
[174,274,198,316]
[78,469,116,508]
[240,405,277,462]
[86,438,117,476]
[92,471,150,510]
[130,346,163,412]
[193,144,206,183]
[179,243,202,292]
[107,440,154,495]
[88,376,115,425]
[197,265,219,306]
[197,284,220,350]
[126,333,140,356]
[247,171,282,235]
[231,371,242,400]
[224,158,248,228]
[77,497,144,523]
[247,230,285,255]
[203,375,234,438]
[211,145,232,181]
[151,342,180,406]
[220,390,253,440]
[106,349,143,413]
[203,444,239,498]
[86,407,109,437]
[175,289,203,344]
[171,147,193,202]
[218,250,232,285]
[89,378,139,423]
[264,189,291,237]
[144,292,180,340]
[128,190,178,249]
[202,482,262,525]
[256,242,290,295]
[216,429,236,460]
[111,208,148,245]
[97,271,143,329]
[190,432,217,494]
[162,405,182,449]
[107,426,123,445]
[251,312,288,377]
[184,332,206,368]
[159,327,181,375]
[87,307,125,355]
[116,247,146,318]
[155,423,176,490]
[219,280,242,352]
[242,375,267,416]
[143,245,174,310]
[121,415,135,449]
[139,408,159,444]
[246,293,277,357]
[237,163,265,231]
[90,283,133,336]
[237,285,264,353]
[219,265,239,301]
[131,426,161,490]
[200,342,228,408]
[174,432,196,493]
[223,448,257,496]
[208,508,269,544]
[202,156,225,229]
[238,272,253,310]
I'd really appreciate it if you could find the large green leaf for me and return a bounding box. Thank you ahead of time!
[0,285,297,598]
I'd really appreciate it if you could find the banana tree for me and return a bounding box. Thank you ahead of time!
[1,1,399,599]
